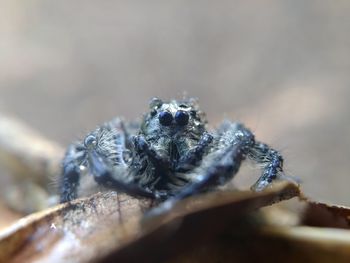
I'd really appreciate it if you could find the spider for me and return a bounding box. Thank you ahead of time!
[60,98,291,215]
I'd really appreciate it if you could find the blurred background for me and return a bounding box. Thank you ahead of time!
[0,0,349,224]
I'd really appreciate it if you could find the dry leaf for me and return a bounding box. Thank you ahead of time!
[169,226,350,263]
[0,114,63,185]
[0,182,299,263]
[301,200,350,229]
[1,115,349,263]
[0,114,64,213]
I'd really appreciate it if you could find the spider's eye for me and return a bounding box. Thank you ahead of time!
[175,110,189,126]
[159,111,173,126]
[149,97,163,109]
[150,109,157,117]
[84,134,97,148]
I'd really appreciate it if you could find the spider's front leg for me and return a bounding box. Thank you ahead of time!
[145,122,291,218]
[60,143,85,203]
[170,123,255,201]
[60,120,159,203]
[86,150,157,199]
[145,123,255,218]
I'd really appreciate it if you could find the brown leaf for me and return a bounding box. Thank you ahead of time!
[0,182,299,263]
[301,200,350,229]
[169,226,350,263]
[0,192,152,263]
[0,114,64,213]
[0,114,64,186]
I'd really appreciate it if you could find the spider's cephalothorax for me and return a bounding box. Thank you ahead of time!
[135,98,213,188]
[60,98,290,214]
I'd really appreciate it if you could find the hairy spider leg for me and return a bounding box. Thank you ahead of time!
[248,142,284,191]
[60,144,85,202]
[87,149,157,198]
[175,132,214,172]
[145,122,255,217]
[60,119,161,203]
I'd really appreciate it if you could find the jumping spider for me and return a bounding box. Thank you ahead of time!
[60,98,290,215]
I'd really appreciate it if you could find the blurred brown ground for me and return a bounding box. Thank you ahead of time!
[0,0,349,216]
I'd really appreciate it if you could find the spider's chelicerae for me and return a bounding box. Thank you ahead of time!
[60,98,292,215]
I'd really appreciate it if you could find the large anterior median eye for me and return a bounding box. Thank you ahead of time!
[159,111,173,126]
[175,110,189,126]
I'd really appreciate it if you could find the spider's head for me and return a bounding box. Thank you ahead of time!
[142,97,207,138]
